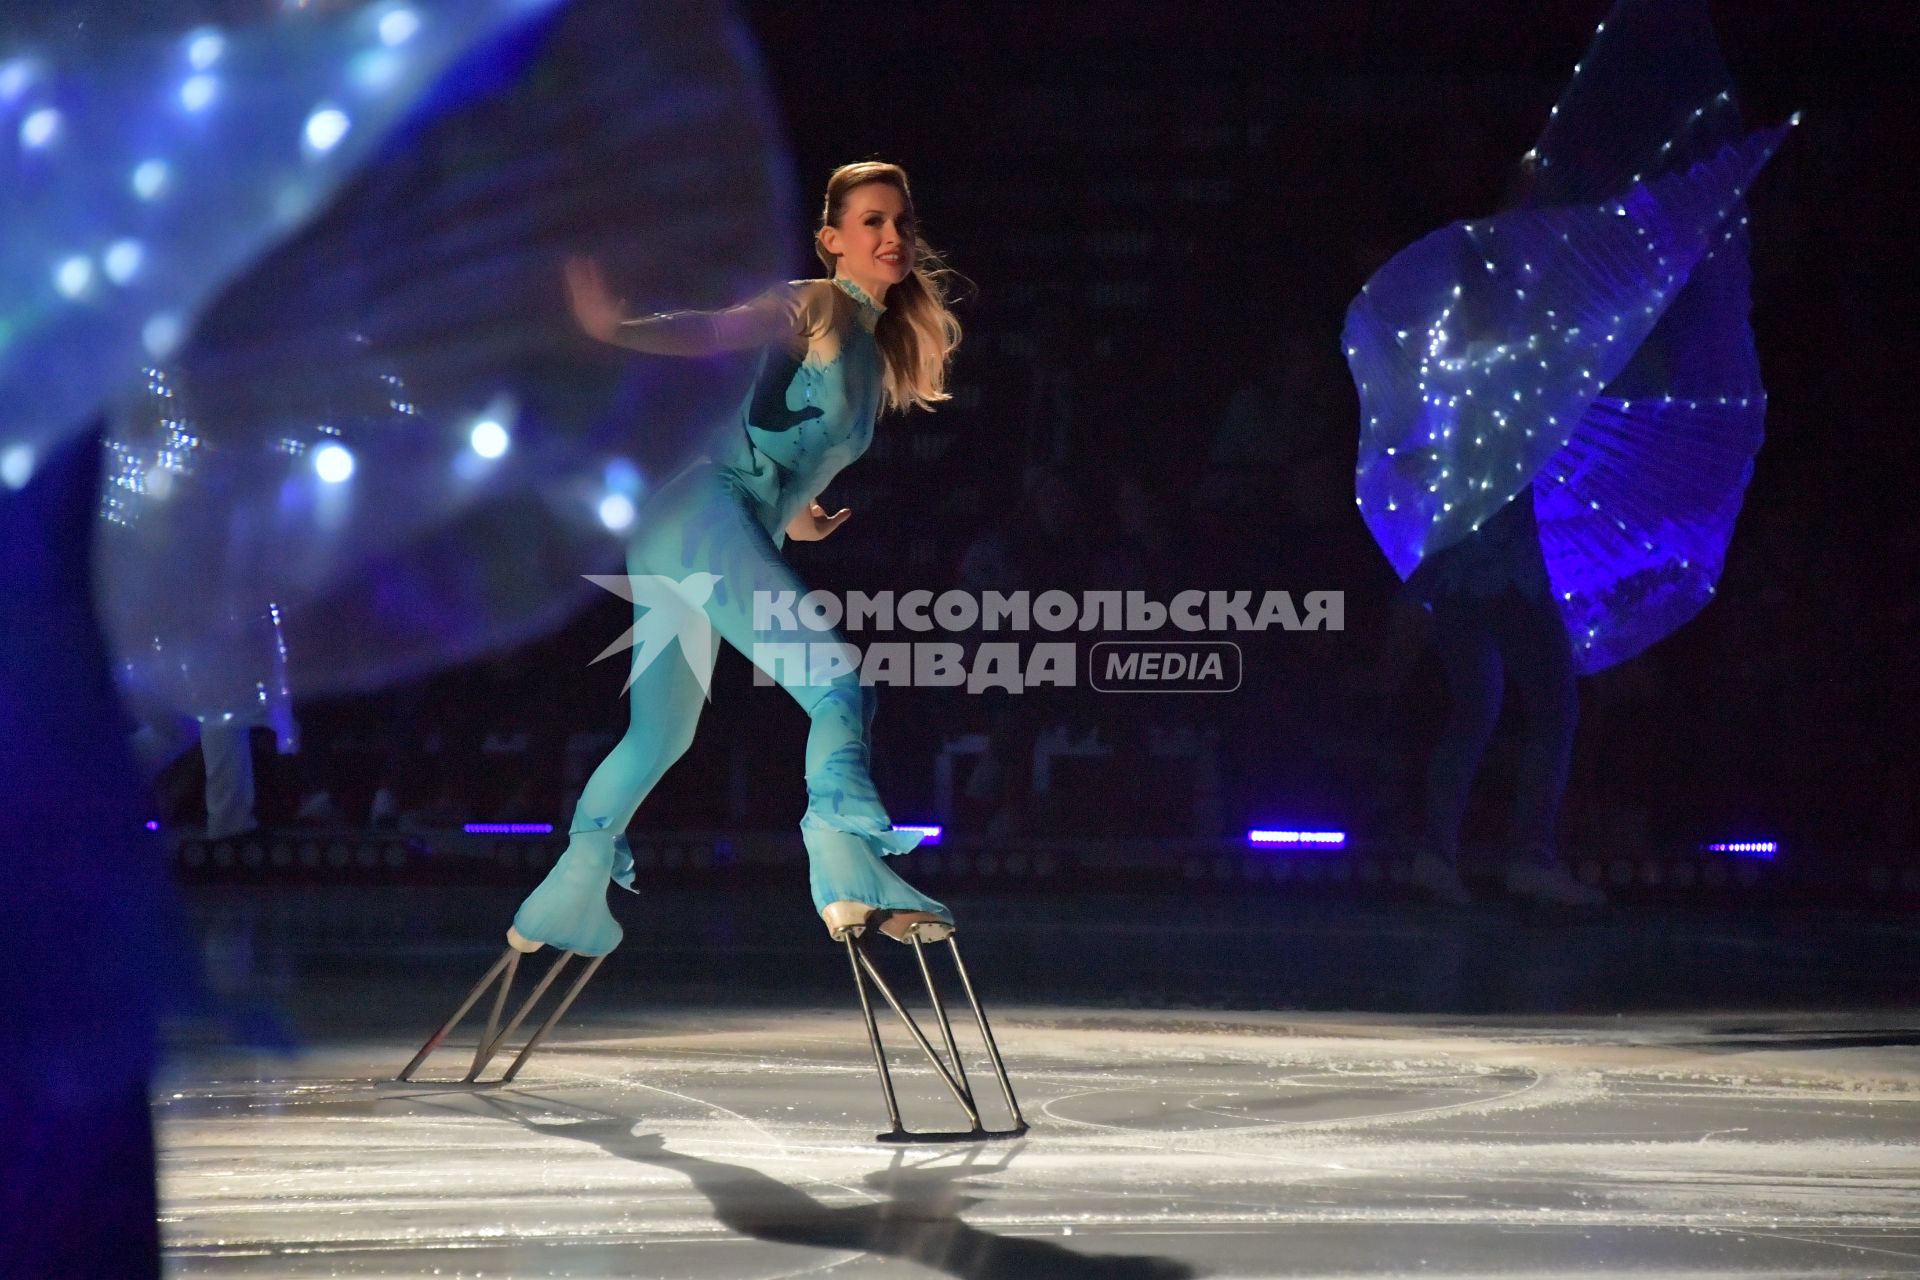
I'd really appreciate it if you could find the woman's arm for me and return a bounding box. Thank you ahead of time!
[786,499,851,542]
[565,257,820,357]
[613,292,798,356]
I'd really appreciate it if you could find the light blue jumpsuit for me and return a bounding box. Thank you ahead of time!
[513,276,948,955]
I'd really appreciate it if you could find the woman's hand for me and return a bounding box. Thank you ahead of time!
[786,500,851,542]
[564,255,627,343]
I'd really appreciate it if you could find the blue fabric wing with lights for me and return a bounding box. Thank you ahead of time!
[0,1,557,459]
[1346,0,1792,673]
[1,3,790,722]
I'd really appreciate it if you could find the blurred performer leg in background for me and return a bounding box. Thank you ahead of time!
[1405,495,1597,909]
[1410,493,1595,906]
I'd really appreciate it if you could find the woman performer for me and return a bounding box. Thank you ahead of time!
[516,161,958,956]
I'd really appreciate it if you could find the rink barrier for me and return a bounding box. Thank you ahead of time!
[156,826,1920,908]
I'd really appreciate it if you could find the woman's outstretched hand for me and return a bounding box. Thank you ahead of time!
[564,255,627,343]
[786,500,851,542]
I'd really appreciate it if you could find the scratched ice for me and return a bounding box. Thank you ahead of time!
[158,893,1920,1279]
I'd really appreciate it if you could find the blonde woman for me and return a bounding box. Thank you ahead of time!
[519,162,961,957]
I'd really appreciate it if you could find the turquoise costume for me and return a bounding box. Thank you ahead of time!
[513,276,948,955]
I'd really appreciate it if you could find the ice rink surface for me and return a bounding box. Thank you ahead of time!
[159,886,1920,1277]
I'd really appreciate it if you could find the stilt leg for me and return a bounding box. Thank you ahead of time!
[465,950,524,1082]
[945,936,1025,1133]
[911,933,974,1102]
[397,945,609,1085]
[832,924,1027,1143]
[398,948,516,1083]
[853,939,980,1130]
[844,932,904,1135]
[499,954,606,1084]
[467,952,573,1082]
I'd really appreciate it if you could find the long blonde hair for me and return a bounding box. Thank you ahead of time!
[813,161,961,413]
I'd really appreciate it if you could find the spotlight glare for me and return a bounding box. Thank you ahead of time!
[180,73,219,112]
[103,239,145,285]
[469,419,510,459]
[603,457,642,493]
[598,493,636,532]
[1,444,34,490]
[142,313,184,358]
[379,7,421,45]
[20,106,60,148]
[0,58,34,101]
[54,256,94,298]
[349,47,404,91]
[131,159,171,200]
[314,443,356,483]
[185,28,226,70]
[303,106,351,154]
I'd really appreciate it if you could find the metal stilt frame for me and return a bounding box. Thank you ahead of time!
[839,924,1027,1143]
[397,946,607,1085]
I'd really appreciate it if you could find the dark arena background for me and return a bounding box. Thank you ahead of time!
[3,1,1917,1277]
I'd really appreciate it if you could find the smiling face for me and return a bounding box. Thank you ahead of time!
[819,180,916,301]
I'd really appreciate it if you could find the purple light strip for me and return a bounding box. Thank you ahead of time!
[464,822,555,835]
[1704,840,1777,858]
[1247,829,1347,849]
[898,824,943,846]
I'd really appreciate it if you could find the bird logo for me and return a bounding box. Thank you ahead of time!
[583,573,723,697]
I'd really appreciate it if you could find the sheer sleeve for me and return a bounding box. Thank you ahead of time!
[612,281,823,356]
